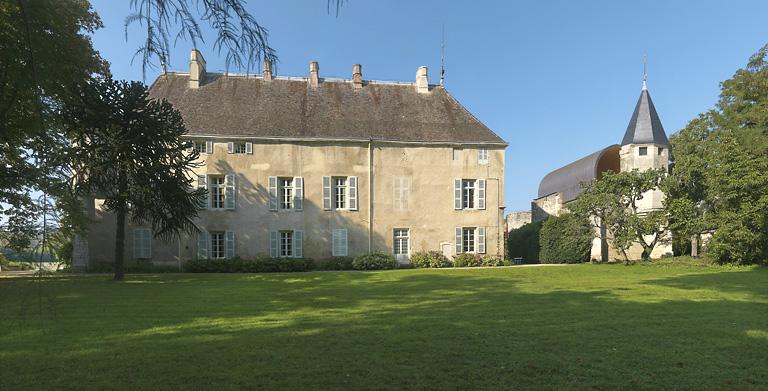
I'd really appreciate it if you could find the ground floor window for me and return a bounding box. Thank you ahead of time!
[211,232,225,259]
[394,228,409,257]
[280,231,293,257]
[462,228,476,253]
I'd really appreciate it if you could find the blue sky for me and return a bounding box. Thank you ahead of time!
[91,0,768,211]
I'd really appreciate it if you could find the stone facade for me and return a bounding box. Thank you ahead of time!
[531,192,564,222]
[505,211,532,231]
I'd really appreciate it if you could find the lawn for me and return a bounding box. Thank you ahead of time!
[1,264,766,390]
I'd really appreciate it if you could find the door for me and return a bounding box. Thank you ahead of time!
[394,229,410,263]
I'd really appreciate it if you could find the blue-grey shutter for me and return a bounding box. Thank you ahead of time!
[225,174,236,210]
[269,231,278,258]
[197,230,209,260]
[293,177,303,210]
[340,229,347,256]
[227,142,234,154]
[268,176,278,211]
[245,142,253,154]
[454,179,462,210]
[225,231,235,259]
[477,179,486,210]
[348,176,358,210]
[294,231,303,258]
[205,141,213,154]
[197,175,208,209]
[477,227,486,254]
[455,227,462,255]
[322,176,332,210]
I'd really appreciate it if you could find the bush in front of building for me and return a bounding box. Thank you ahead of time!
[410,251,452,268]
[186,257,316,273]
[351,252,399,270]
[506,220,543,263]
[452,253,483,267]
[479,255,507,267]
[538,213,593,264]
[320,256,355,271]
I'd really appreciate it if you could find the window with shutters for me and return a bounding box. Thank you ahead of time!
[478,148,488,164]
[323,176,356,211]
[393,229,409,257]
[462,180,476,209]
[279,178,294,209]
[210,176,226,209]
[210,232,225,259]
[194,141,207,154]
[280,231,293,257]
[393,177,409,210]
[233,142,247,154]
[334,177,347,209]
[462,228,476,253]
[133,228,152,259]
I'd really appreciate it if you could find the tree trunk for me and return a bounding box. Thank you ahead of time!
[114,207,126,281]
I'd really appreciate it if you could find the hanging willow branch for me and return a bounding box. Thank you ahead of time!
[125,0,347,79]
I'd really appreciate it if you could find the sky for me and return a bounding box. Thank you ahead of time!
[90,0,768,212]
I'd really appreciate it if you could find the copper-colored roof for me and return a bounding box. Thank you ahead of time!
[537,145,620,202]
[149,73,506,145]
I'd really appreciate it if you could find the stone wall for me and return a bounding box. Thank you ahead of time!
[531,192,564,222]
[505,211,532,231]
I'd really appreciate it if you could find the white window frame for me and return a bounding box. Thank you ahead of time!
[210,232,225,259]
[279,231,293,257]
[334,177,347,210]
[393,228,410,258]
[462,227,476,253]
[462,179,476,209]
[194,141,207,154]
[478,148,488,164]
[279,177,294,210]
[210,176,226,209]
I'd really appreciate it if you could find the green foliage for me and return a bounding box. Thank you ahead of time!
[410,251,452,268]
[0,253,7,267]
[55,240,74,266]
[352,253,399,270]
[571,169,669,260]
[665,44,768,264]
[506,221,542,262]
[320,257,355,271]
[452,253,483,267]
[185,257,316,273]
[539,214,593,264]
[479,255,506,267]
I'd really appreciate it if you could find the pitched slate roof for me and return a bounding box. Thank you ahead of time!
[537,145,620,202]
[148,73,506,145]
[621,86,669,146]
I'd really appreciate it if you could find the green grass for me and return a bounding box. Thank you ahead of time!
[1,264,766,390]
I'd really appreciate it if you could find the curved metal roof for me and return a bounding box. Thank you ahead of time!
[537,145,620,202]
[621,88,669,146]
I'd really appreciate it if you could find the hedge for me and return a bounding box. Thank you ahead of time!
[351,252,399,270]
[506,220,542,263]
[410,251,452,268]
[538,213,593,264]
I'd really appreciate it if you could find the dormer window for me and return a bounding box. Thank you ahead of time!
[638,147,648,156]
[227,141,252,154]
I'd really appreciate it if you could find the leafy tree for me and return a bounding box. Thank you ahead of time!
[506,221,542,262]
[571,169,668,261]
[539,213,593,264]
[665,44,768,264]
[64,78,206,280]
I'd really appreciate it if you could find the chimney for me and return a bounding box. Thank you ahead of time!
[352,64,363,88]
[309,61,319,88]
[189,49,206,89]
[416,66,429,93]
[263,59,273,81]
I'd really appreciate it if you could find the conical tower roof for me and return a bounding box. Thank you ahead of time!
[621,84,669,146]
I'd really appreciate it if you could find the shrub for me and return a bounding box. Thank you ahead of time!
[539,213,593,264]
[480,255,505,267]
[186,257,315,273]
[410,251,452,268]
[452,253,483,267]
[321,256,355,271]
[0,253,8,268]
[507,220,542,263]
[352,252,398,270]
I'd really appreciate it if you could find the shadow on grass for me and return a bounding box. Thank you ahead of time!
[1,267,767,390]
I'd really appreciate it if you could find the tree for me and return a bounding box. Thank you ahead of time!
[665,44,768,264]
[571,169,668,261]
[539,213,593,264]
[64,78,206,280]
[506,221,542,262]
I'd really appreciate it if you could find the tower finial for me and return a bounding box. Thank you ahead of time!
[440,23,445,86]
[642,53,647,91]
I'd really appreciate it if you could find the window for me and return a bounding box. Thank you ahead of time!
[657,147,664,156]
[393,177,410,210]
[639,146,648,156]
[211,232,225,259]
[334,177,347,209]
[280,231,293,257]
[194,141,207,154]
[210,176,226,209]
[462,180,476,209]
[455,227,486,255]
[279,178,294,209]
[133,228,152,259]
[234,142,247,154]
[227,141,252,154]
[478,148,488,164]
[393,229,409,257]
[332,229,348,256]
[452,147,461,161]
